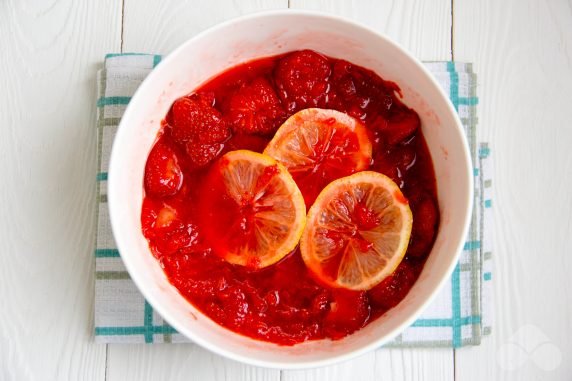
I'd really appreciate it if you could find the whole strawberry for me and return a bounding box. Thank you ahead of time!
[169,93,230,144]
[274,50,332,112]
[227,78,286,135]
[144,140,183,197]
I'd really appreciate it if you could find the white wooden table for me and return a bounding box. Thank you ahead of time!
[1,1,571,380]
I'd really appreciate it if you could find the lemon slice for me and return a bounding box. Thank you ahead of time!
[264,108,372,205]
[300,171,413,290]
[199,150,306,268]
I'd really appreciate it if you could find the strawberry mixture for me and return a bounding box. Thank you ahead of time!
[141,50,439,345]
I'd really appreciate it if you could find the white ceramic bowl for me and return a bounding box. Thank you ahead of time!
[108,10,473,369]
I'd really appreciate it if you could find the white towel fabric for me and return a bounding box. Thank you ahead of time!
[94,54,492,346]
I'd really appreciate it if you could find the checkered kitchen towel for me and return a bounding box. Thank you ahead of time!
[95,54,493,347]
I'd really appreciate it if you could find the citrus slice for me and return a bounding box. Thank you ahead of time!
[300,171,413,290]
[264,108,372,205]
[198,150,306,269]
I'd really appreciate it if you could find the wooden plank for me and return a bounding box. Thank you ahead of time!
[107,2,285,380]
[285,1,455,379]
[454,0,572,380]
[0,0,121,380]
[282,349,454,381]
[289,0,452,61]
[122,0,288,54]
[109,1,455,380]
[107,345,280,381]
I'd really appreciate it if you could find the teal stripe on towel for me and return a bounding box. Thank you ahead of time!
[97,96,132,107]
[95,249,120,258]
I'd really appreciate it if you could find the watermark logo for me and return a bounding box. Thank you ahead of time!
[497,324,562,371]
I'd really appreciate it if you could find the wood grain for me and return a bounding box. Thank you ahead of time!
[283,1,455,380]
[107,344,280,381]
[107,2,286,381]
[282,349,454,381]
[8,0,572,379]
[122,0,288,54]
[289,0,452,61]
[454,0,572,379]
[0,0,121,380]
[108,1,456,380]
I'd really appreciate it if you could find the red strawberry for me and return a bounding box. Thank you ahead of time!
[372,150,404,187]
[195,121,231,144]
[225,133,270,153]
[153,222,199,256]
[274,50,332,112]
[141,198,185,234]
[169,93,230,144]
[408,195,439,257]
[141,198,161,239]
[379,108,420,145]
[323,289,370,339]
[185,141,224,168]
[227,78,286,135]
[332,60,357,98]
[140,197,200,257]
[144,140,183,197]
[154,203,180,229]
[368,262,417,310]
[372,146,417,188]
[331,59,405,129]
[219,286,249,327]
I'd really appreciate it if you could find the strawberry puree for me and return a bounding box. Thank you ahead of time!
[141,50,439,345]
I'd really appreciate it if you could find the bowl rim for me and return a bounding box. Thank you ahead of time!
[108,9,474,369]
